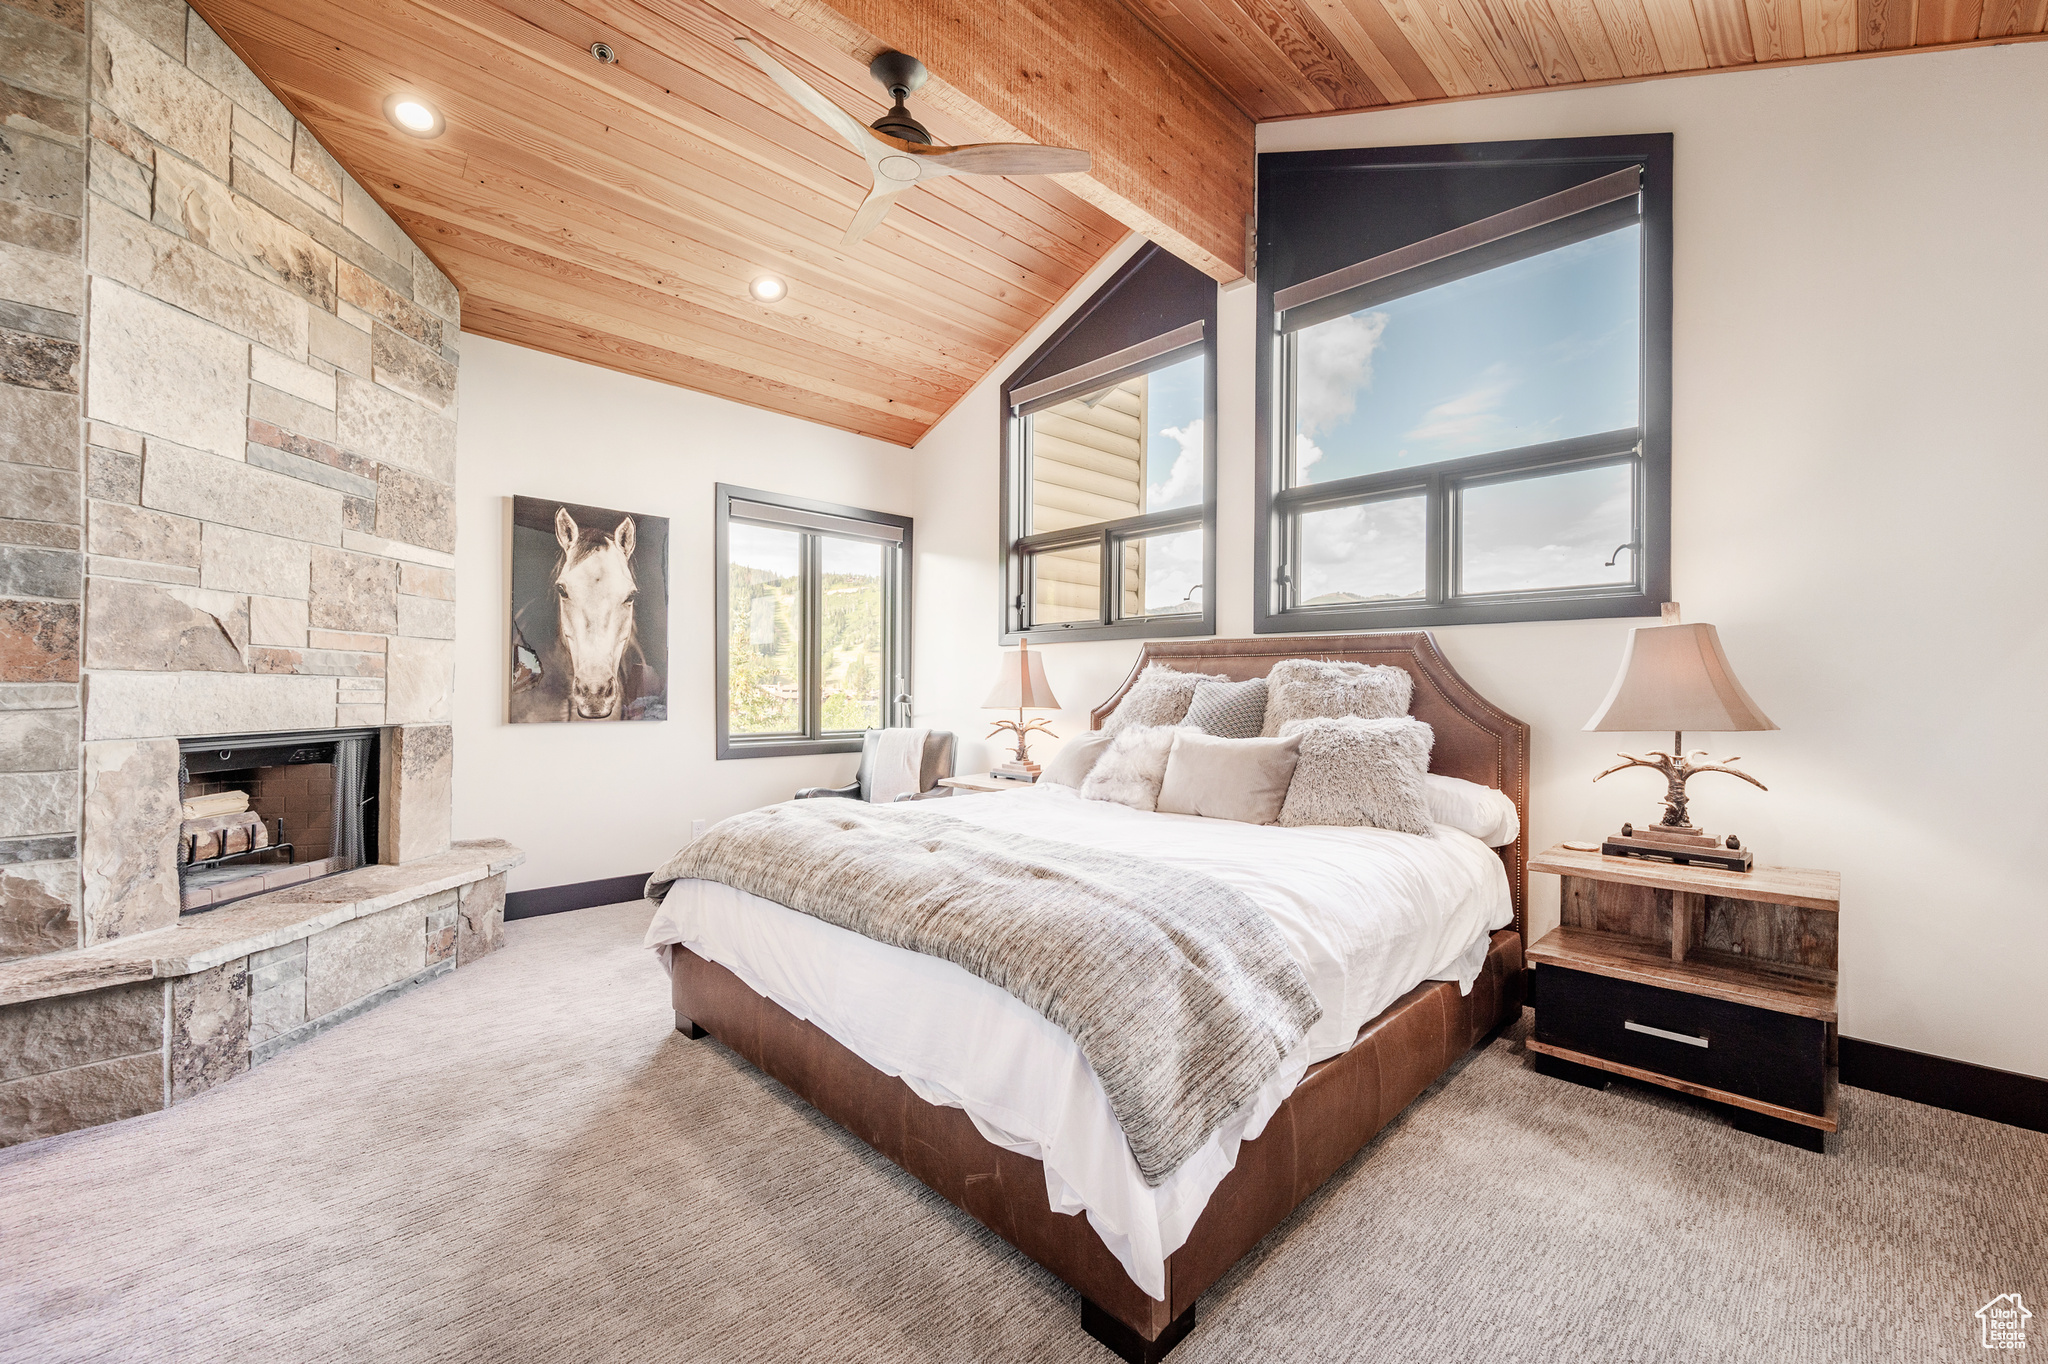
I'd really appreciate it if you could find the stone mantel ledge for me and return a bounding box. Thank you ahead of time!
[0,841,524,1008]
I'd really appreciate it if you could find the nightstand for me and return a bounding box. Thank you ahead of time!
[936,773,1036,795]
[1526,846,1841,1152]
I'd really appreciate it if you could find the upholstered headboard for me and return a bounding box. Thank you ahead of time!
[1090,633,1531,942]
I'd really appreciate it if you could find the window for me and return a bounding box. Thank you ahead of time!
[1001,245,1217,641]
[716,485,910,758]
[1256,137,1672,630]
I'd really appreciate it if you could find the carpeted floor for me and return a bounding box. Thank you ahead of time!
[2,901,2040,1363]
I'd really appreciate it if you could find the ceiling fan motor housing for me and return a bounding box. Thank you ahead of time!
[733,35,1092,248]
[867,50,932,144]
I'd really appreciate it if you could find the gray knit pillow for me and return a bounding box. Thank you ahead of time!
[1276,716,1435,834]
[1102,663,1228,735]
[1078,725,1177,811]
[1181,677,1267,740]
[1260,658,1414,738]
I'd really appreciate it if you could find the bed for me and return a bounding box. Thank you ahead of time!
[649,633,1529,1361]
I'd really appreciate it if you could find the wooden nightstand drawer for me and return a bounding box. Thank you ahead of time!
[1535,966,1829,1115]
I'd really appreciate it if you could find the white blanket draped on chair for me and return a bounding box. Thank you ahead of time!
[867,727,928,803]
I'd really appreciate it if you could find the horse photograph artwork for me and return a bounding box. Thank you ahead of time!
[508,496,669,723]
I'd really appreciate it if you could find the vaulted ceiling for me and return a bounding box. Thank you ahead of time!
[191,0,1138,447]
[191,0,2042,446]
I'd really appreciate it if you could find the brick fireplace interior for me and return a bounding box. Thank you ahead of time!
[176,729,379,912]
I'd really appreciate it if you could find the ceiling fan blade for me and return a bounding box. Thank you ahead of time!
[920,143,1093,177]
[734,37,881,161]
[841,180,910,248]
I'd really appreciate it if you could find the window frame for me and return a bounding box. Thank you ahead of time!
[714,483,912,760]
[1000,245,1219,644]
[1254,135,1674,634]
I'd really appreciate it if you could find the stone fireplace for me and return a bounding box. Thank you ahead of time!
[0,0,520,1146]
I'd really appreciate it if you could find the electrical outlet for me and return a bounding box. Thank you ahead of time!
[691,818,708,842]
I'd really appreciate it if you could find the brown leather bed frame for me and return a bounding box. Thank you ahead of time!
[671,633,1530,1362]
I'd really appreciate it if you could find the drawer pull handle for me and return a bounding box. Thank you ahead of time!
[1625,1020,1709,1048]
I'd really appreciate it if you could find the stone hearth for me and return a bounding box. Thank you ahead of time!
[0,840,521,1145]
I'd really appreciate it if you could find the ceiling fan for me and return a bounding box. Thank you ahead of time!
[734,38,1092,248]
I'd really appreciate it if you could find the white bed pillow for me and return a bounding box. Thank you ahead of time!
[1424,774,1520,846]
[1102,664,1229,735]
[1277,716,1435,835]
[1041,730,1115,788]
[1078,725,1177,811]
[1259,658,1414,737]
[1155,730,1302,824]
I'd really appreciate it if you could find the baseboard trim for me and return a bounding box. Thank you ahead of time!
[1840,1036,2048,1134]
[504,873,652,921]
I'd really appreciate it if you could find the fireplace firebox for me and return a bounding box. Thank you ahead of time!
[176,728,380,914]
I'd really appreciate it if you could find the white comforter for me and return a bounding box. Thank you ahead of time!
[642,785,1512,1300]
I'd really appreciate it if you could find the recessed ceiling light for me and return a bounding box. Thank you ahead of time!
[748,275,788,304]
[383,95,444,138]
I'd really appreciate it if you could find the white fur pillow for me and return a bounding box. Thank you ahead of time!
[1078,725,1177,811]
[1277,716,1435,834]
[1102,663,1229,735]
[1260,658,1414,737]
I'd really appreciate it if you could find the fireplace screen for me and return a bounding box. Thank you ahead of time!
[176,728,379,914]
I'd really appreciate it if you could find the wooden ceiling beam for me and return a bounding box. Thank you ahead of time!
[754,0,1254,282]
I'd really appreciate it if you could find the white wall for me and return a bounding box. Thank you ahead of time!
[452,336,914,892]
[909,44,2048,1078]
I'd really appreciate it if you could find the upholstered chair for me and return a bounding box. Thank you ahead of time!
[794,730,956,802]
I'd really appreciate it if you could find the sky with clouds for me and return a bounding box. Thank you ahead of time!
[1293,225,1641,483]
[1291,225,1643,599]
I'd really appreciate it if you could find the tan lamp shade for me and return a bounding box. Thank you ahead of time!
[1584,622,1777,734]
[983,647,1061,711]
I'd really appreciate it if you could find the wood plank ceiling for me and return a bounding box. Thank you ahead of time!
[193,0,1131,446]
[1117,0,2044,116]
[192,0,2044,445]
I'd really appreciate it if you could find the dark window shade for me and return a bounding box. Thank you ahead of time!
[728,499,906,544]
[1011,323,1205,414]
[1274,165,1641,324]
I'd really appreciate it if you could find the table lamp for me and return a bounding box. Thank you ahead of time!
[982,637,1061,782]
[1584,603,1777,872]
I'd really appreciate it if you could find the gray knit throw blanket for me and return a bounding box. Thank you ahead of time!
[646,800,1322,1186]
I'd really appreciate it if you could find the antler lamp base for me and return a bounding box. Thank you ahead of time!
[1593,729,1763,872]
[986,717,1055,781]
